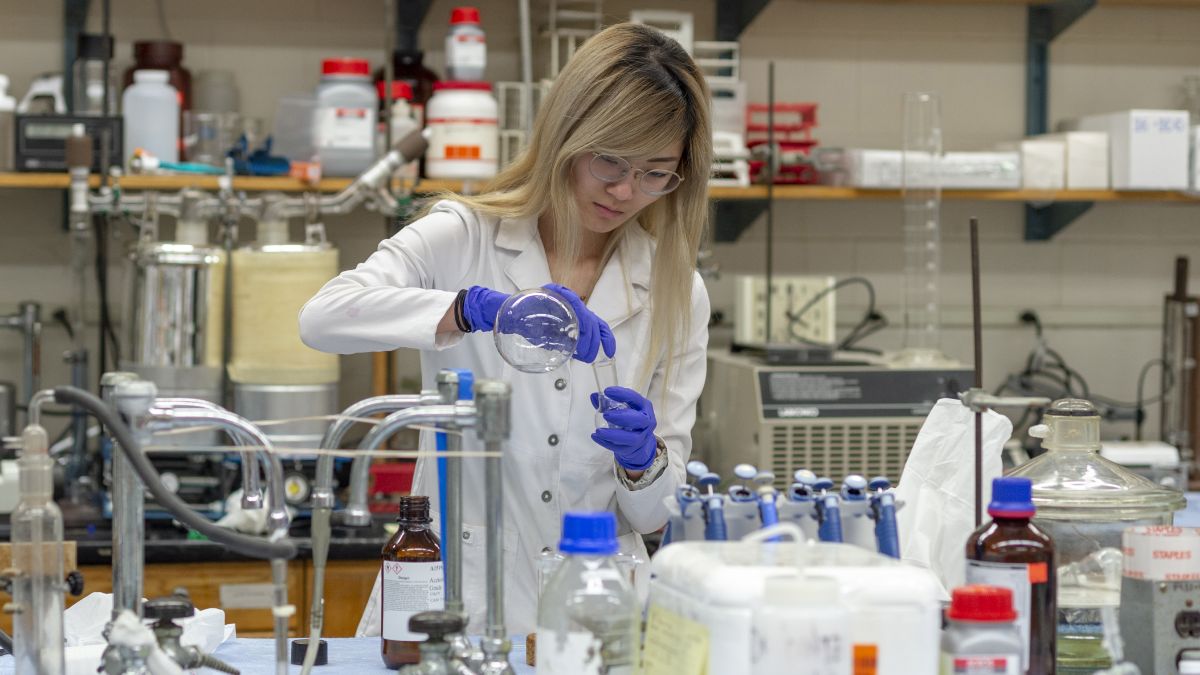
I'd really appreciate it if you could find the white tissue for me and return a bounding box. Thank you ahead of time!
[58,592,235,674]
[895,398,1012,597]
[215,489,296,534]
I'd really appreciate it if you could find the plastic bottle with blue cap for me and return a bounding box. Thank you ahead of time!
[535,512,638,674]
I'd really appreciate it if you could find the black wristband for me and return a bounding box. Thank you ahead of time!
[453,289,471,333]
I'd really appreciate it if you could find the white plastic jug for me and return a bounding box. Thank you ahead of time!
[122,69,179,163]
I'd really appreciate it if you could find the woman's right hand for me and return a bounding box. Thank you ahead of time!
[459,284,616,363]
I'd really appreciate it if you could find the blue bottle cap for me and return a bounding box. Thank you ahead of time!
[559,511,619,555]
[989,477,1036,518]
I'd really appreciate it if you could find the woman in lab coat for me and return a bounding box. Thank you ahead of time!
[298,22,712,635]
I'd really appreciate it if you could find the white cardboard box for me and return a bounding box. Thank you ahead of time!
[1074,110,1188,189]
[1035,131,1109,189]
[1003,139,1065,190]
[1191,125,1200,192]
[822,149,1021,189]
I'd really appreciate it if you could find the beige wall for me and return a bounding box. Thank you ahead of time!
[0,1,1197,441]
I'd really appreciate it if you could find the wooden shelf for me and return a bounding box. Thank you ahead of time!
[3,173,1198,204]
[709,184,1200,202]
[0,172,463,193]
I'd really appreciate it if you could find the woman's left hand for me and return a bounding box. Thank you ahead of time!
[590,386,657,471]
[544,283,616,363]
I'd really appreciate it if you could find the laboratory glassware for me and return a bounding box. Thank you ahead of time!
[382,496,445,668]
[493,288,578,373]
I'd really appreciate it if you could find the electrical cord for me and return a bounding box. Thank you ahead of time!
[51,386,297,560]
[94,213,121,372]
[1000,310,1173,437]
[783,276,886,351]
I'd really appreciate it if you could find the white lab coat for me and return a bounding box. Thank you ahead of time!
[298,200,710,635]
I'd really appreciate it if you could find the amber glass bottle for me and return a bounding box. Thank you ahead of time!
[380,495,445,669]
[966,477,1056,675]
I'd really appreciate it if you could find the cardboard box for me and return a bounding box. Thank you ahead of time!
[820,149,1021,189]
[1074,110,1188,190]
[1035,132,1108,189]
[1191,125,1200,192]
[1004,139,1065,190]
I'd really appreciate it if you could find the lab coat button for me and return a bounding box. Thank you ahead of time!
[554,378,566,390]
[548,434,559,446]
[462,531,471,541]
[541,546,552,554]
[541,490,552,503]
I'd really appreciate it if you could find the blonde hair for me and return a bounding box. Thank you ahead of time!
[428,22,712,387]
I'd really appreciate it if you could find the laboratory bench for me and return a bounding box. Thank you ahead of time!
[0,516,390,638]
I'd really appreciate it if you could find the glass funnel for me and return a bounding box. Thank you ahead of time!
[493,288,579,373]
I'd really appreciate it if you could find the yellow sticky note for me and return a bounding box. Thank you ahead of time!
[639,604,709,675]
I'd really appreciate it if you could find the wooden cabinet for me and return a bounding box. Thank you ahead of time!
[1,558,377,639]
[305,559,380,638]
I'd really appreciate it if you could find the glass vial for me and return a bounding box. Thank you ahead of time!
[592,355,628,428]
[381,495,445,669]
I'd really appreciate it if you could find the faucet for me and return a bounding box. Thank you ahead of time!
[298,390,442,675]
[110,380,292,675]
[351,379,514,674]
[152,397,271,513]
[339,390,443,524]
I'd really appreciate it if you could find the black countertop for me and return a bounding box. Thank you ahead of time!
[0,517,391,565]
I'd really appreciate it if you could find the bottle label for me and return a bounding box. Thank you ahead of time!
[940,652,1021,675]
[535,628,633,675]
[317,106,375,150]
[448,35,487,71]
[381,560,445,641]
[965,560,1040,669]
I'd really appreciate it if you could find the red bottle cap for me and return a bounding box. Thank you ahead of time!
[322,58,370,77]
[376,81,414,101]
[450,7,481,24]
[947,585,1017,623]
[432,81,491,92]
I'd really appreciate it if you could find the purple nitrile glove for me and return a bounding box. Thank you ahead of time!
[461,285,509,332]
[543,283,616,364]
[590,386,657,471]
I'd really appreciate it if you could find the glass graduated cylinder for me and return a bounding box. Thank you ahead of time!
[592,355,629,428]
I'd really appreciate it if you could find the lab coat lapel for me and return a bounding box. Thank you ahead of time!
[494,215,653,330]
[495,215,552,292]
[586,224,652,331]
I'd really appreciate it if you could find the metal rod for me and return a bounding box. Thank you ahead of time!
[970,216,983,527]
[112,378,155,619]
[519,0,534,136]
[484,439,504,638]
[765,61,775,343]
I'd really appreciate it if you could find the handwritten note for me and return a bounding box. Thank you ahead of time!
[639,604,709,675]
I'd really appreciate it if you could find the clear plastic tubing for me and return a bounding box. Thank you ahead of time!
[900,92,942,355]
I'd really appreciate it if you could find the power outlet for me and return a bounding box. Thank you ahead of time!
[733,275,836,346]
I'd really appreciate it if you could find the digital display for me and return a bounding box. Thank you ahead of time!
[24,123,74,140]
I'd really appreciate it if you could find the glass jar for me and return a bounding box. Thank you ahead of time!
[1007,398,1186,669]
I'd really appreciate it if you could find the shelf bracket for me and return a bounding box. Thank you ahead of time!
[1026,0,1095,136]
[716,0,772,41]
[712,199,768,243]
[1024,201,1093,241]
[63,0,91,113]
[395,0,433,55]
[1024,0,1095,241]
